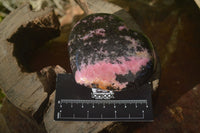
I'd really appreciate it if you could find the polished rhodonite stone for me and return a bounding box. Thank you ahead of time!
[68,13,155,91]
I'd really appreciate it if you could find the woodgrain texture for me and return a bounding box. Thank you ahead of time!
[0,4,60,119]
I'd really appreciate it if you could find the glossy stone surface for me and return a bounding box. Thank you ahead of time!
[68,13,155,91]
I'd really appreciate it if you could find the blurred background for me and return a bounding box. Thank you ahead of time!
[0,0,200,132]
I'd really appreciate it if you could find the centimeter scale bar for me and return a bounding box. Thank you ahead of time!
[59,99,148,104]
[55,99,152,121]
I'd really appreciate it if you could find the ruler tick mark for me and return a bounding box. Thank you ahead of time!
[57,112,60,119]
[56,99,150,120]
[87,111,89,118]
[103,103,105,108]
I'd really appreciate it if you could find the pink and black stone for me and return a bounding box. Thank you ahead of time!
[68,13,155,91]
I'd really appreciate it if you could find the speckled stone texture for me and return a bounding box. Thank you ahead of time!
[68,13,155,91]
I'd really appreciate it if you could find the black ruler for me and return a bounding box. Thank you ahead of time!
[54,74,153,121]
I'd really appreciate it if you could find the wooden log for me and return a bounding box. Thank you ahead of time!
[0,4,60,121]
[0,98,46,133]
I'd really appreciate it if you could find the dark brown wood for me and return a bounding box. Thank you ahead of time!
[0,4,60,119]
[0,98,46,133]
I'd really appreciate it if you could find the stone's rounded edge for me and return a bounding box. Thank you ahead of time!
[68,13,157,91]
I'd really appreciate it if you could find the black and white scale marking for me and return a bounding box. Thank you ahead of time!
[54,74,153,121]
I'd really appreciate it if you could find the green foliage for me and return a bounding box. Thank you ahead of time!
[0,1,9,13]
[0,1,10,22]
[0,2,6,23]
